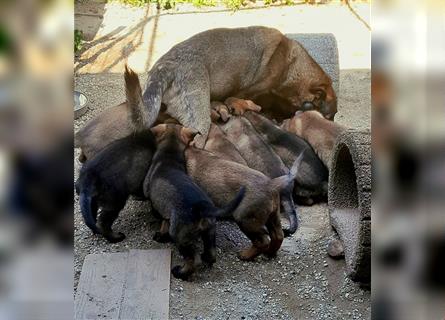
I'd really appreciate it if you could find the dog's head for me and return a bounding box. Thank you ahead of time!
[271,40,337,120]
[151,124,200,148]
[286,110,324,136]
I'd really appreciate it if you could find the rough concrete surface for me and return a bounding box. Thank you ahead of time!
[74,2,371,319]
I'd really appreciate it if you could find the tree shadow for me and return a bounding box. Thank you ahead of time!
[75,4,161,74]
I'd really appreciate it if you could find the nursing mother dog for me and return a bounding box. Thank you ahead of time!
[128,26,337,145]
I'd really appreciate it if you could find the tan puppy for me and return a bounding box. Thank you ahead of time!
[204,124,247,165]
[75,67,176,162]
[186,147,302,260]
[281,110,346,170]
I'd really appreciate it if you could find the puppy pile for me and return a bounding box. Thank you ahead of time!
[75,68,345,280]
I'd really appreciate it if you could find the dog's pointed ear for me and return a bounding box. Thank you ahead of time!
[180,127,200,145]
[218,106,231,122]
[210,109,220,122]
[151,124,167,137]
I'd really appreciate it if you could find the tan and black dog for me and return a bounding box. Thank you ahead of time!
[186,147,303,260]
[281,110,346,170]
[144,124,245,280]
[219,115,299,235]
[130,27,337,145]
[242,110,328,204]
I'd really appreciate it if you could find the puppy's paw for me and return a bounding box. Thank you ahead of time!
[153,232,171,243]
[225,97,261,115]
[264,251,278,259]
[171,265,191,281]
[105,232,126,243]
[238,249,257,261]
[282,228,293,238]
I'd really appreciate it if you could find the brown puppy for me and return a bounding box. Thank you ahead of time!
[204,124,247,165]
[74,102,133,163]
[281,110,346,170]
[186,147,303,260]
[131,27,336,145]
[218,116,299,236]
[74,66,175,162]
[242,110,328,204]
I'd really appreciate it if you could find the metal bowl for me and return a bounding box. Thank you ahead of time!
[74,91,88,119]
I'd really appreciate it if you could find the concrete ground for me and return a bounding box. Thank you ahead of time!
[74,2,370,319]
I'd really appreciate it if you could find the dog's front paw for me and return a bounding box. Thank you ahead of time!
[225,97,261,115]
[105,232,126,243]
[153,232,171,243]
[171,265,191,281]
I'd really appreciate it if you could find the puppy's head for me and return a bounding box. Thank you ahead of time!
[285,110,324,136]
[151,124,200,148]
[271,40,337,120]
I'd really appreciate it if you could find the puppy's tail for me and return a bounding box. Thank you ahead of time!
[280,186,298,237]
[124,64,171,131]
[215,186,246,219]
[77,179,100,234]
[270,150,306,236]
[198,187,246,220]
[124,65,145,132]
[270,150,305,192]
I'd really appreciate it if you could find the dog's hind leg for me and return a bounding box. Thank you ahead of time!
[172,243,198,281]
[97,206,126,243]
[166,70,211,148]
[201,223,216,266]
[153,219,172,243]
[238,223,270,261]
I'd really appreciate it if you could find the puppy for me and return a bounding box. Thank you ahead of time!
[243,110,329,204]
[75,130,156,243]
[75,66,175,162]
[186,147,303,260]
[219,116,299,236]
[204,123,247,165]
[144,124,245,280]
[281,110,346,170]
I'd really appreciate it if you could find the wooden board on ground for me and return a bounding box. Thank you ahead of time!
[75,249,171,320]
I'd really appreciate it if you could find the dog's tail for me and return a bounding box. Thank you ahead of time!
[270,151,305,236]
[270,150,305,192]
[280,184,298,237]
[196,187,246,220]
[124,65,145,132]
[214,187,246,219]
[124,64,171,131]
[77,177,100,234]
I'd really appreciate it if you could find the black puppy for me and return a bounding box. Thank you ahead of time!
[75,130,156,243]
[144,124,245,280]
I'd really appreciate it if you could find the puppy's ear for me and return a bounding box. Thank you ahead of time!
[210,109,221,122]
[245,100,262,113]
[180,127,200,145]
[151,124,167,137]
[217,106,231,122]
